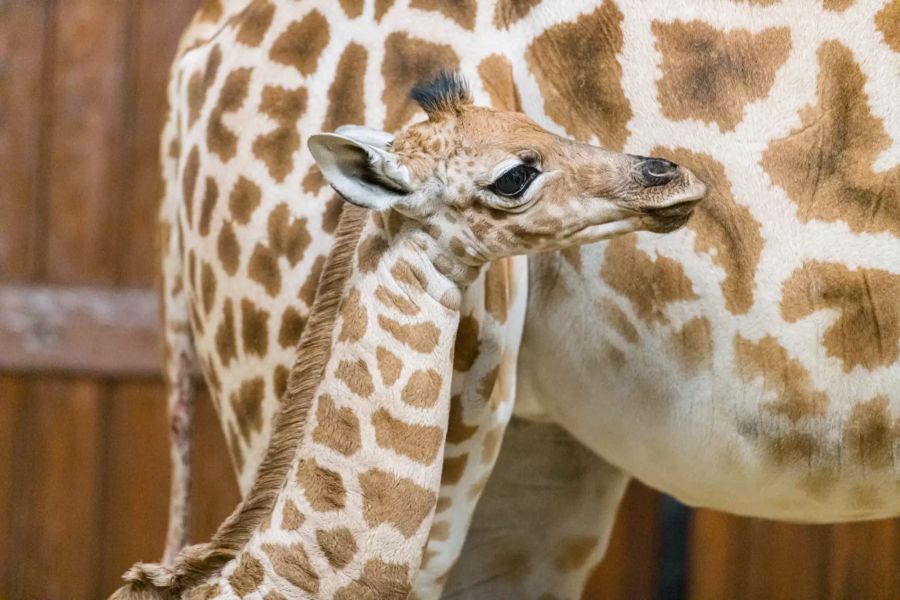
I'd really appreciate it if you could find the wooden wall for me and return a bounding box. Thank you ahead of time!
[1,2,898,599]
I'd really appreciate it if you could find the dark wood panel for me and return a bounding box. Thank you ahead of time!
[584,482,662,600]
[44,0,129,285]
[687,509,900,600]
[0,0,48,281]
[98,385,239,597]
[0,285,159,377]
[2,378,107,600]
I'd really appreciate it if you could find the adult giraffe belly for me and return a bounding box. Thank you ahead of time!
[518,228,900,523]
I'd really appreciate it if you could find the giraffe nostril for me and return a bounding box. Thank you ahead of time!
[637,157,679,187]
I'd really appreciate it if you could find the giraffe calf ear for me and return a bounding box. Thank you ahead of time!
[307,133,412,211]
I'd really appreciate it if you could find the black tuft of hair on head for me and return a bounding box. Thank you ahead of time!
[409,71,473,118]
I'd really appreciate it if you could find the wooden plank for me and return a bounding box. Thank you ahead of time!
[0,0,49,281]
[44,0,129,285]
[3,378,106,600]
[0,376,26,596]
[584,482,662,600]
[98,385,239,596]
[682,510,900,600]
[97,380,170,592]
[0,284,160,377]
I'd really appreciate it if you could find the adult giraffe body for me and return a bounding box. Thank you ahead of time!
[159,0,900,597]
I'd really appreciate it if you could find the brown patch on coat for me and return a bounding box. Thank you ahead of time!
[200,262,217,314]
[600,300,639,344]
[378,315,441,353]
[484,259,510,323]
[187,45,222,126]
[253,126,300,182]
[428,521,450,542]
[269,11,330,75]
[336,359,375,398]
[525,1,631,150]
[442,454,468,484]
[842,396,900,470]
[376,285,420,316]
[254,86,309,181]
[734,335,831,470]
[735,335,828,423]
[296,458,347,511]
[248,243,281,296]
[198,0,223,22]
[227,553,264,596]
[281,500,305,530]
[230,377,265,442]
[454,315,480,371]
[358,234,389,273]
[227,422,244,473]
[229,176,261,224]
[268,204,311,266]
[323,43,368,132]
[217,220,240,275]
[762,41,900,237]
[877,1,900,52]
[273,364,290,400]
[208,68,252,161]
[302,165,326,195]
[601,235,697,324]
[299,255,326,307]
[494,0,540,28]
[338,287,368,342]
[182,146,200,228]
[382,33,460,130]
[652,147,763,314]
[375,0,395,21]
[338,0,364,18]
[401,369,443,408]
[376,346,403,386]
[447,394,478,444]
[277,306,305,349]
[216,299,237,366]
[554,536,599,573]
[823,0,853,10]
[260,84,308,124]
[312,394,362,456]
[240,298,269,356]
[358,469,436,537]
[261,543,320,594]
[235,1,276,47]
[334,558,410,600]
[411,0,476,30]
[781,262,900,372]
[652,21,791,131]
[317,527,358,569]
[670,317,713,373]
[372,409,444,464]
[323,195,344,234]
[478,55,522,113]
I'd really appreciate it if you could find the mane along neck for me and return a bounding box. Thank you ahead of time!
[115,206,463,598]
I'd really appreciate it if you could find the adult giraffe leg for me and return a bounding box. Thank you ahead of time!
[442,418,630,599]
[158,82,197,566]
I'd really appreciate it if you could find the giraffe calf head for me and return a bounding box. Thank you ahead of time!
[309,72,706,266]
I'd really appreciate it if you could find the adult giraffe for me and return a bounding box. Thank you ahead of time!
[157,0,900,598]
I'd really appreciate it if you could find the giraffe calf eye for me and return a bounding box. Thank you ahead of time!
[490,165,539,199]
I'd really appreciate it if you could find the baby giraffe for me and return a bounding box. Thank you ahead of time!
[112,72,705,599]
